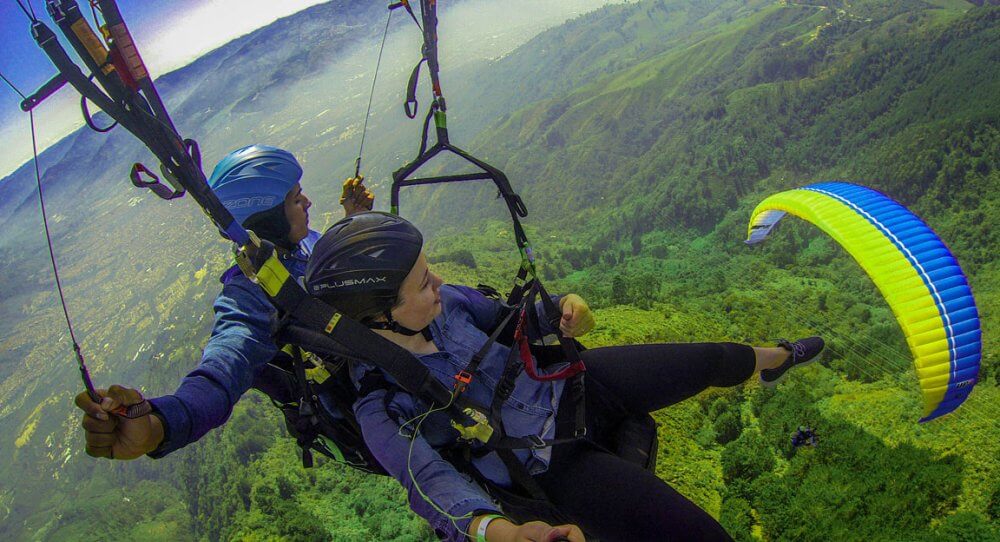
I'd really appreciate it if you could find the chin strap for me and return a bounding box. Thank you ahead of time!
[367,310,430,339]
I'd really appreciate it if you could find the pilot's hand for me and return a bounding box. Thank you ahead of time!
[559,294,595,338]
[75,385,163,460]
[340,175,375,216]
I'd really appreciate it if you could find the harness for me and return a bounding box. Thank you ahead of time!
[19,0,658,524]
[265,281,657,526]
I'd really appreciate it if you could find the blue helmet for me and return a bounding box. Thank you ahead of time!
[208,145,303,227]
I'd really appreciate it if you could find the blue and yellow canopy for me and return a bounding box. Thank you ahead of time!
[747,182,981,422]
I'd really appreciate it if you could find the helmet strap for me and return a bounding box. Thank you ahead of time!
[244,205,295,251]
[367,310,427,337]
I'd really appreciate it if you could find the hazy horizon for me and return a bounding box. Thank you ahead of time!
[0,0,330,178]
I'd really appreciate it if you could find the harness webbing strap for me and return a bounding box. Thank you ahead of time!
[569,374,588,438]
[48,2,133,113]
[497,448,548,501]
[270,277,457,407]
[405,57,426,119]
[455,302,519,391]
[288,345,318,468]
[96,0,176,132]
[20,72,67,111]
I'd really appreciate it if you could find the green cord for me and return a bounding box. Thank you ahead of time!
[399,391,477,538]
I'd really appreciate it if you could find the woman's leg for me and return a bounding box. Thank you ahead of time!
[534,440,734,542]
[581,342,759,415]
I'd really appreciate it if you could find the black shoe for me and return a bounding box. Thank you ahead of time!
[760,336,825,388]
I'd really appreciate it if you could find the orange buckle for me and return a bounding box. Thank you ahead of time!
[453,371,473,390]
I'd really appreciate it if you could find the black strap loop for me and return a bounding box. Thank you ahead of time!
[81,75,117,133]
[130,163,185,200]
[405,57,426,119]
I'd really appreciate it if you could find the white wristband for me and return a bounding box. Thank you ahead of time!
[475,514,504,542]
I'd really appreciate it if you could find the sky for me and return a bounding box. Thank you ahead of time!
[0,0,330,178]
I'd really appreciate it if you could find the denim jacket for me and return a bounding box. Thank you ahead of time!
[352,284,566,541]
[147,230,320,456]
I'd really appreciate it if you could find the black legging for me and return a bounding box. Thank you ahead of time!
[533,342,756,542]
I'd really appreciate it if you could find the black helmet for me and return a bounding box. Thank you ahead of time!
[306,211,423,325]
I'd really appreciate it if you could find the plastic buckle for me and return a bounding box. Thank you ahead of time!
[528,435,547,450]
[494,381,512,400]
[574,427,588,439]
[453,370,473,391]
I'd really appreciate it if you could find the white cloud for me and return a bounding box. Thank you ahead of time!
[142,0,330,75]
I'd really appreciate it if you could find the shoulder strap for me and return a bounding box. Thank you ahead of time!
[453,302,519,393]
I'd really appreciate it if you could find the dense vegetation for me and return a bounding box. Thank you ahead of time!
[1,0,997,540]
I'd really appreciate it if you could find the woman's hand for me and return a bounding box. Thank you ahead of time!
[558,294,595,338]
[476,516,585,542]
[75,385,164,460]
[340,175,375,216]
[510,520,585,542]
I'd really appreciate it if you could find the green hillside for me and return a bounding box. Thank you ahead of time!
[414,1,1000,539]
[1,1,997,540]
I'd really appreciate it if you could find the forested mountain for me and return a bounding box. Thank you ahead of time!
[1,1,997,540]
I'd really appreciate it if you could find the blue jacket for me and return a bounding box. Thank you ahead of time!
[147,230,320,457]
[351,284,566,541]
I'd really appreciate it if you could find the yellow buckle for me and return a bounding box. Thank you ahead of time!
[450,408,494,444]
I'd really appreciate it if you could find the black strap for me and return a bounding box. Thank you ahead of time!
[476,284,503,300]
[404,57,426,119]
[269,279,461,410]
[20,72,67,112]
[81,86,116,133]
[506,267,531,306]
[366,310,427,336]
[529,281,584,367]
[454,302,520,393]
[129,162,184,200]
[569,373,587,439]
[497,448,549,501]
[288,344,318,468]
[417,101,437,156]
[489,346,522,419]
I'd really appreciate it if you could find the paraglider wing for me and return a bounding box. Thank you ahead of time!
[746,182,981,422]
